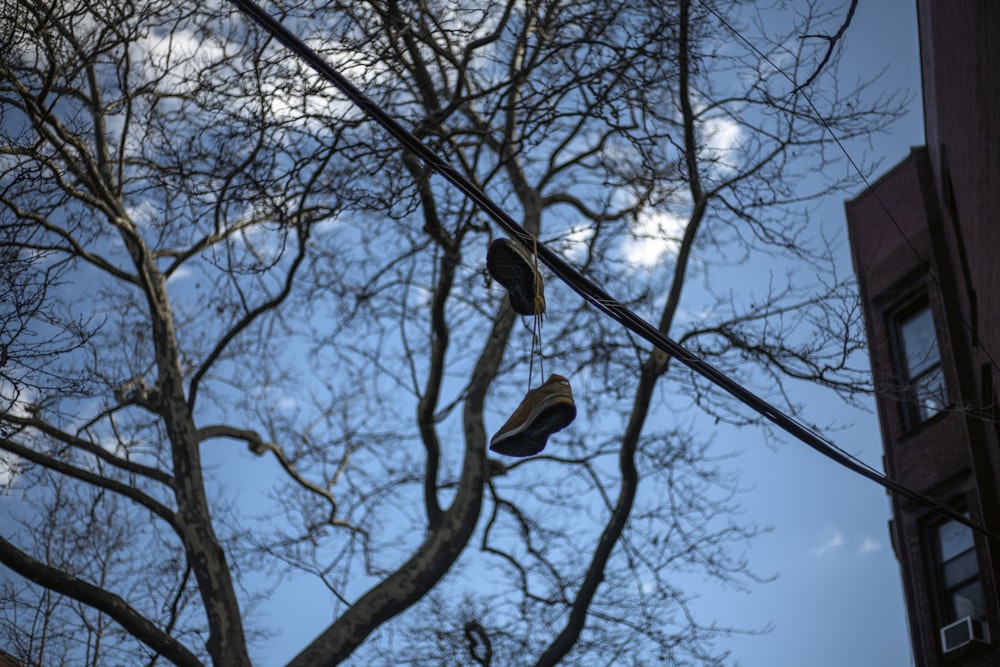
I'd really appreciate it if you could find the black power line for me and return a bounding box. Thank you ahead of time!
[225,0,1000,543]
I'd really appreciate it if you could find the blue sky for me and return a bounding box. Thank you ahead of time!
[686,1,924,665]
[0,1,926,664]
[237,1,928,664]
[252,1,926,663]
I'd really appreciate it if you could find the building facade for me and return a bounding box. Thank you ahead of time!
[845,1,1000,665]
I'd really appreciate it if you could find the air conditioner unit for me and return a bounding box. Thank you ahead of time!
[940,616,990,653]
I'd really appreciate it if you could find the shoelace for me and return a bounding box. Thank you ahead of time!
[528,234,545,389]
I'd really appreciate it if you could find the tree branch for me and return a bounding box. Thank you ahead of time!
[538,3,706,661]
[0,535,201,667]
[0,437,176,526]
[401,150,456,530]
[2,414,173,487]
[795,0,858,93]
[196,424,361,533]
[287,268,515,667]
[187,221,310,411]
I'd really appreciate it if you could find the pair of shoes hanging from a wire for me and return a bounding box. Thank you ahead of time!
[486,238,576,457]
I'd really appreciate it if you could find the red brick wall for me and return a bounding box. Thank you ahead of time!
[845,3,1000,664]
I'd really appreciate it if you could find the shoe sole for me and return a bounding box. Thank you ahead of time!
[487,242,542,315]
[489,399,576,458]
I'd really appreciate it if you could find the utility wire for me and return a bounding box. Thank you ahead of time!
[695,0,902,498]
[698,0,1000,384]
[226,0,1000,543]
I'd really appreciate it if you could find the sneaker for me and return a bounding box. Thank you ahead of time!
[487,238,545,316]
[490,374,576,457]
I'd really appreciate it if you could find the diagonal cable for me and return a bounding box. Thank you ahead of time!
[226,0,1000,542]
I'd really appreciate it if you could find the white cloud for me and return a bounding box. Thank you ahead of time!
[276,396,298,411]
[0,454,21,492]
[0,380,36,490]
[312,214,345,238]
[127,199,159,228]
[858,537,883,556]
[811,526,844,557]
[0,378,37,421]
[166,265,192,284]
[622,209,686,268]
[135,28,226,95]
[556,223,596,262]
[699,115,743,175]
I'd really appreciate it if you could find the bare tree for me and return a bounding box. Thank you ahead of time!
[0,0,902,665]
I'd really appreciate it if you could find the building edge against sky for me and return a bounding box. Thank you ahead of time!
[844,1,1000,665]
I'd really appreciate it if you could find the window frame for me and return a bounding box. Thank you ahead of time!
[930,514,986,625]
[888,293,947,430]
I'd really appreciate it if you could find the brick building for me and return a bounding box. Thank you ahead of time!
[844,1,1000,664]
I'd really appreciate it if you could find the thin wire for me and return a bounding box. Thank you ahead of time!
[697,0,1000,383]
[225,0,1000,543]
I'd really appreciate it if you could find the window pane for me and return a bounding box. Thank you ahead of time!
[938,520,974,561]
[914,366,946,420]
[935,519,984,622]
[899,305,940,377]
[951,580,986,619]
[943,549,979,588]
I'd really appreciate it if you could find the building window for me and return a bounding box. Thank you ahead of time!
[934,518,985,622]
[891,298,946,428]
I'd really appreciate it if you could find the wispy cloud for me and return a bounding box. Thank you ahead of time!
[558,224,596,262]
[166,266,192,284]
[0,454,21,492]
[811,526,844,557]
[622,209,686,268]
[858,537,883,556]
[0,380,34,490]
[700,115,743,175]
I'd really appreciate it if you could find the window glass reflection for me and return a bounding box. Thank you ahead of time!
[935,519,985,621]
[893,299,945,427]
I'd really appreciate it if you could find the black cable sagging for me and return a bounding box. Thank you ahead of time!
[226,0,1000,542]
